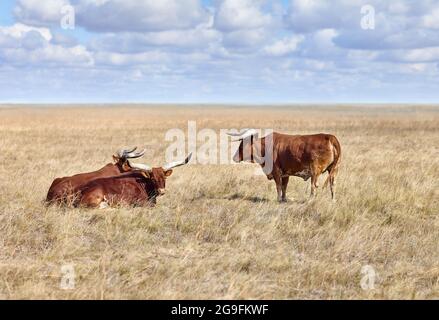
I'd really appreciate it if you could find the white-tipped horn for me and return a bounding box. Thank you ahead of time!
[240,129,258,139]
[228,129,259,141]
[163,153,192,170]
[115,146,138,158]
[226,128,251,137]
[128,161,152,171]
[126,148,146,159]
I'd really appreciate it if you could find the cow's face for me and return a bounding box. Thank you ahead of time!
[144,167,173,196]
[233,138,255,163]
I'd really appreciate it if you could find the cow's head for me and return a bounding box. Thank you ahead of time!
[112,147,146,171]
[129,153,192,196]
[140,167,173,196]
[228,129,260,163]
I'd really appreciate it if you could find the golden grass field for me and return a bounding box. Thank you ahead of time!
[0,104,438,299]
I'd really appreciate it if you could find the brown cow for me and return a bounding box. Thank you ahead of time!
[228,129,341,202]
[46,147,146,205]
[77,154,192,208]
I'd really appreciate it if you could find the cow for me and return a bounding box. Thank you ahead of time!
[76,154,192,208]
[227,129,341,202]
[46,147,146,205]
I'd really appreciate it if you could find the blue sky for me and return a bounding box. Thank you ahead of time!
[1,0,439,103]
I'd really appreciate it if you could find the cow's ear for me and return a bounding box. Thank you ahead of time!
[141,171,151,179]
[112,155,119,163]
[164,169,173,177]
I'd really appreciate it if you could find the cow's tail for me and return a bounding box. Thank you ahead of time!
[323,135,341,188]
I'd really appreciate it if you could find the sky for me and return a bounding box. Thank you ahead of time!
[0,0,439,104]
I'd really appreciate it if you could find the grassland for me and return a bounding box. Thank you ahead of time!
[0,104,438,299]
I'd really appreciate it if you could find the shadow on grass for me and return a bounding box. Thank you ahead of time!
[226,193,270,203]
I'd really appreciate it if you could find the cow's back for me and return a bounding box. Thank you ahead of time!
[272,132,337,175]
[46,163,118,204]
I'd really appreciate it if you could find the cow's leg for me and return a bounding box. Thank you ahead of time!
[323,166,337,201]
[310,165,322,197]
[329,175,336,201]
[273,173,283,202]
[80,191,104,209]
[281,176,289,202]
[310,176,321,197]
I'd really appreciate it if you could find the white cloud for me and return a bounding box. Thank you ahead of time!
[223,28,268,49]
[1,44,93,66]
[4,0,439,103]
[214,0,272,31]
[422,7,439,29]
[14,0,209,32]
[0,23,92,66]
[263,35,303,56]
[77,0,208,32]
[284,0,358,33]
[14,0,70,27]
[90,25,222,53]
[388,1,410,14]
[212,0,275,51]
[94,50,168,66]
[393,47,439,62]
[0,23,52,41]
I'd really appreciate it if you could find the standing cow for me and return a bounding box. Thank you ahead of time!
[228,129,341,202]
[46,147,146,205]
[77,154,192,208]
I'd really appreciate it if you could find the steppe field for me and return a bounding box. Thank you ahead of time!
[0,104,438,299]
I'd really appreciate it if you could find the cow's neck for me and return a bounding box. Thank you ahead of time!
[95,163,123,175]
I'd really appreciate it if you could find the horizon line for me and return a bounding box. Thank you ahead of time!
[1,102,439,106]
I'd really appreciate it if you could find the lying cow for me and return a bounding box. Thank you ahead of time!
[76,154,192,208]
[46,147,146,205]
[228,129,341,202]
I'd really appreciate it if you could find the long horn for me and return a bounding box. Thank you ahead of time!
[228,129,259,141]
[226,128,251,137]
[163,153,192,170]
[128,161,152,171]
[126,148,146,159]
[115,146,138,158]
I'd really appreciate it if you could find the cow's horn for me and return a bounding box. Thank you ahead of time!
[126,148,146,159]
[240,129,259,139]
[228,128,258,141]
[226,128,251,137]
[128,161,152,171]
[163,153,192,170]
[115,147,137,158]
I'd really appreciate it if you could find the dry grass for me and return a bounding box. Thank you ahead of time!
[0,104,438,299]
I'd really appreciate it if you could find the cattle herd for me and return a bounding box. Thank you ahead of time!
[46,130,341,208]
